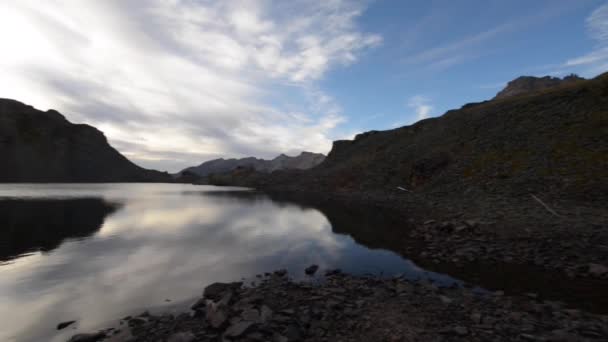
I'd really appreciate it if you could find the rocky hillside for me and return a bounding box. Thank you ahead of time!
[0,99,171,182]
[494,74,584,99]
[180,152,325,177]
[237,73,607,203]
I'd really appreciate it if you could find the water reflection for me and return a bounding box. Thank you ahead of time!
[2,184,603,342]
[0,199,118,263]
[0,184,453,342]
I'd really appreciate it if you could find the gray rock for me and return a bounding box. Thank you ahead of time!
[324,269,342,276]
[463,219,479,228]
[274,269,288,277]
[285,324,303,341]
[470,312,482,324]
[206,304,228,329]
[241,308,260,322]
[203,282,242,301]
[260,305,274,323]
[305,264,319,275]
[67,332,106,342]
[273,334,289,342]
[439,295,453,304]
[191,297,207,312]
[167,331,196,342]
[588,263,608,277]
[128,317,147,327]
[453,326,469,336]
[57,320,76,330]
[224,321,255,338]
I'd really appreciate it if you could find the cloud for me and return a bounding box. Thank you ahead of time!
[408,95,434,121]
[401,24,511,69]
[0,0,380,172]
[400,1,581,72]
[563,3,608,75]
[391,95,434,128]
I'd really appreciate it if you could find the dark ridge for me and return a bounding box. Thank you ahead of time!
[0,98,171,182]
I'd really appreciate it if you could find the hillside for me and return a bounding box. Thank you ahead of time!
[0,99,171,182]
[242,73,607,203]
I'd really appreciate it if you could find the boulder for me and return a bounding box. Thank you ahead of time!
[588,263,608,277]
[224,321,255,338]
[167,331,196,342]
[305,264,319,275]
[57,320,76,330]
[203,282,242,301]
[68,332,106,342]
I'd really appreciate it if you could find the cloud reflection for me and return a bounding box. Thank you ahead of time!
[0,184,420,342]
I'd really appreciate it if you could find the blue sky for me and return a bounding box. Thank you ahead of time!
[0,0,606,171]
[326,0,606,133]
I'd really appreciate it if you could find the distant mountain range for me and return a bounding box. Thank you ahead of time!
[0,99,170,182]
[179,152,325,178]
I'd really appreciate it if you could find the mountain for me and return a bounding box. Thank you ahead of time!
[494,74,585,99]
[223,73,608,203]
[263,152,326,172]
[180,151,325,177]
[0,98,171,182]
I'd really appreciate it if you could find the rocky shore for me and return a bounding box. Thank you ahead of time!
[264,189,608,281]
[69,268,608,342]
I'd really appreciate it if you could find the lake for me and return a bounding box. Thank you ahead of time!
[0,183,461,342]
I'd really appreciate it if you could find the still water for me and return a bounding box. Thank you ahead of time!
[0,183,459,342]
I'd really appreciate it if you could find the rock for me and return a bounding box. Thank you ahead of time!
[241,308,260,322]
[67,332,106,342]
[167,331,196,342]
[273,334,289,342]
[203,282,242,301]
[520,333,539,341]
[224,321,255,338]
[57,320,76,330]
[452,326,469,336]
[325,269,342,276]
[305,264,319,275]
[274,269,288,277]
[206,304,228,329]
[285,324,303,341]
[470,313,482,324]
[260,305,274,323]
[439,295,453,304]
[128,317,147,327]
[463,219,479,228]
[588,263,608,277]
[454,225,468,233]
[439,221,454,231]
[191,297,207,312]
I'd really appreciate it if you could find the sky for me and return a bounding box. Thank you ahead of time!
[0,0,607,172]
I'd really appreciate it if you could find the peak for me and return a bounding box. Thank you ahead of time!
[495,74,585,100]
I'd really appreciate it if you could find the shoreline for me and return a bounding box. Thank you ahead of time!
[69,268,608,341]
[259,188,608,279]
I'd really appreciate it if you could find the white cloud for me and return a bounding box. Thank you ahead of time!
[563,3,608,75]
[391,95,434,128]
[400,2,581,72]
[408,95,433,121]
[0,0,380,172]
